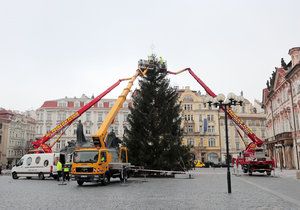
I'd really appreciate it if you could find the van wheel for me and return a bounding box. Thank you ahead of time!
[266,171,271,176]
[26,177,32,179]
[38,172,45,180]
[12,172,19,179]
[77,180,84,186]
[102,175,110,186]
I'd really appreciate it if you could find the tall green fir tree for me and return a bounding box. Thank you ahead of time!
[123,55,193,171]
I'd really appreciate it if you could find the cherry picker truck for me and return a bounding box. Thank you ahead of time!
[71,68,148,186]
[166,68,275,176]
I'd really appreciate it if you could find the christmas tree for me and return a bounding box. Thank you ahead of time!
[124,55,193,171]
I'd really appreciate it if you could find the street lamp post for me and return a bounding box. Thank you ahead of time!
[205,93,244,194]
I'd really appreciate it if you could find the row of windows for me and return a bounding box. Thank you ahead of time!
[9,140,23,146]
[57,101,129,108]
[40,111,129,122]
[187,138,216,147]
[184,104,193,111]
[220,119,265,127]
[19,157,49,167]
[8,150,23,156]
[10,131,25,138]
[183,114,215,122]
[184,115,194,121]
[187,125,216,133]
[187,137,250,150]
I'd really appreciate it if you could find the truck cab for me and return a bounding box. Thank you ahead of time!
[72,148,110,185]
[71,147,129,186]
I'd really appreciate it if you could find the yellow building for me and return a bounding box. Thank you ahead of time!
[178,87,221,164]
[178,87,266,164]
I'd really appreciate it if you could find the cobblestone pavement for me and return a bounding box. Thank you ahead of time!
[0,168,299,210]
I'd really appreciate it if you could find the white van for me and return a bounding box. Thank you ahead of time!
[11,153,65,180]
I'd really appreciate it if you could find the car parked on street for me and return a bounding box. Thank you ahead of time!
[194,160,205,168]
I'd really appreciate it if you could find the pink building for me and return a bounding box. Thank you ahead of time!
[262,47,300,170]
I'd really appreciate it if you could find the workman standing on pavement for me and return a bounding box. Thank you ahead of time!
[63,164,70,181]
[56,159,63,181]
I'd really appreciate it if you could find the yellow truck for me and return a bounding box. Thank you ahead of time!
[72,147,130,185]
[71,67,148,186]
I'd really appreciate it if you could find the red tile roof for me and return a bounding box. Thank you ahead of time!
[0,108,14,122]
[40,101,58,108]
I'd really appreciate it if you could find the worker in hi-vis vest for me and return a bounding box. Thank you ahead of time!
[63,163,70,181]
[56,159,62,181]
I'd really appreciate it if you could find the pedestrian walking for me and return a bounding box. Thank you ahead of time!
[56,159,63,182]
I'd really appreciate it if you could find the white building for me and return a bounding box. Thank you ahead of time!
[35,94,130,152]
[0,108,36,166]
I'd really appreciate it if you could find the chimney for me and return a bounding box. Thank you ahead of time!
[288,47,300,68]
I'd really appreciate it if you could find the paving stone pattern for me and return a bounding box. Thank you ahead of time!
[0,168,299,210]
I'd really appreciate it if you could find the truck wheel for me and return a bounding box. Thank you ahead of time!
[12,172,19,179]
[77,180,84,186]
[266,171,271,176]
[102,175,110,186]
[38,172,45,180]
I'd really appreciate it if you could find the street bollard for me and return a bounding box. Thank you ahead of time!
[296,171,300,179]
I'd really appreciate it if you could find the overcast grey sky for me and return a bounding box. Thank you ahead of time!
[0,0,299,111]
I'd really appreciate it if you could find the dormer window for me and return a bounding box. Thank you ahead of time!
[183,95,193,102]
[98,102,103,108]
[74,101,80,108]
[58,101,67,107]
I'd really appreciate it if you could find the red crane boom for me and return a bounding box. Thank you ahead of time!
[32,76,133,153]
[167,68,263,149]
[167,68,274,176]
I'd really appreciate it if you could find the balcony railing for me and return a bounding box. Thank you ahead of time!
[275,132,292,141]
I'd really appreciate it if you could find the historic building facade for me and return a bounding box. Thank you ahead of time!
[178,87,221,164]
[262,47,300,170]
[219,98,266,161]
[35,94,130,152]
[178,87,266,164]
[0,108,36,166]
